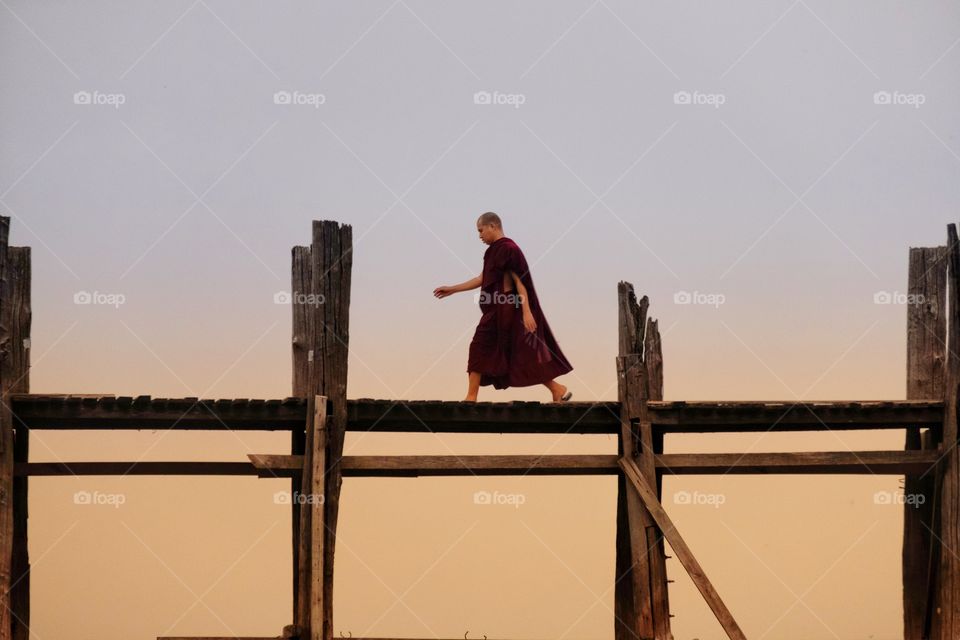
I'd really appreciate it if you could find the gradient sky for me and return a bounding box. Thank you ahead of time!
[3,1,960,638]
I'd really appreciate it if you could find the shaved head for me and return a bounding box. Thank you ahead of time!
[477,211,502,229]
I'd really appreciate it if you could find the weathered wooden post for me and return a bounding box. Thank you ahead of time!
[0,217,31,640]
[9,245,30,640]
[304,394,328,638]
[292,245,310,623]
[292,220,352,640]
[929,224,960,638]
[902,246,945,639]
[614,282,671,640]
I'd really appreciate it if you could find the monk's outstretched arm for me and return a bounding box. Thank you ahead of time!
[451,275,482,292]
[433,275,482,299]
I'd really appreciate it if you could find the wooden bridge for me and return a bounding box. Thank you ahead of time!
[0,218,955,639]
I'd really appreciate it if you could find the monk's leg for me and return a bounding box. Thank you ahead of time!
[543,379,569,402]
[465,371,481,402]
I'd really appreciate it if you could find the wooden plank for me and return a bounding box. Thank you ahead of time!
[620,456,747,640]
[7,245,28,640]
[903,245,945,640]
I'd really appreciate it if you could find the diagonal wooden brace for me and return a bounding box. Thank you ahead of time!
[619,456,747,640]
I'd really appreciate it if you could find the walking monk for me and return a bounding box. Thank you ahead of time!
[434,212,574,402]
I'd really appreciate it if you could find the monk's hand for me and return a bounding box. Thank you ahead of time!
[433,286,455,299]
[523,310,537,334]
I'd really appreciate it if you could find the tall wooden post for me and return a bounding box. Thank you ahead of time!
[903,246,945,640]
[296,394,328,639]
[9,246,29,640]
[292,245,311,623]
[0,219,30,640]
[614,282,671,640]
[930,224,960,638]
[292,221,352,640]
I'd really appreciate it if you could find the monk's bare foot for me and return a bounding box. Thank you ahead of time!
[551,384,569,402]
[464,395,477,402]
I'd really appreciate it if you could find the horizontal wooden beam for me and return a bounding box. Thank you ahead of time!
[274,450,941,477]
[346,399,621,433]
[16,456,620,477]
[159,636,516,640]
[656,449,941,475]
[347,399,944,433]
[11,395,308,431]
[158,637,287,640]
[17,449,942,477]
[650,400,943,433]
[159,622,298,638]
[339,454,620,476]
[17,448,942,478]
[10,395,619,433]
[10,395,943,434]
[16,462,296,477]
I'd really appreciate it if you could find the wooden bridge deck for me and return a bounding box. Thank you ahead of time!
[11,394,943,478]
[10,394,944,433]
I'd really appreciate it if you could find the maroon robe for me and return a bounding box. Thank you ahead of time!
[467,236,573,389]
